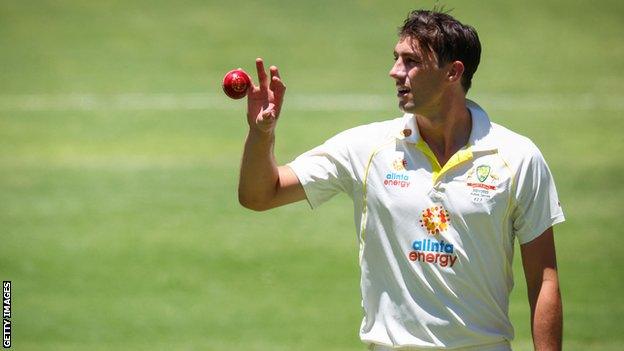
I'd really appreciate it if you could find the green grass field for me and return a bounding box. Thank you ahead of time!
[1,1,623,350]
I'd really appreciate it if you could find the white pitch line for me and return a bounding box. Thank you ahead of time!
[0,93,622,112]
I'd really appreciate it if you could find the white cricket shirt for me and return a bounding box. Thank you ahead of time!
[287,100,565,349]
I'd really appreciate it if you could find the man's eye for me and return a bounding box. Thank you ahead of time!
[405,58,420,65]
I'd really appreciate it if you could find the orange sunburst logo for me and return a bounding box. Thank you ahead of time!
[392,157,408,171]
[419,206,451,235]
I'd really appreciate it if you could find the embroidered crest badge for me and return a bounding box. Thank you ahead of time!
[476,165,491,182]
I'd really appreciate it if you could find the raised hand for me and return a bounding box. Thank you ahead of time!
[246,58,286,134]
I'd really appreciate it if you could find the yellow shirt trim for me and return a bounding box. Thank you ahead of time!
[415,139,474,183]
[360,139,396,245]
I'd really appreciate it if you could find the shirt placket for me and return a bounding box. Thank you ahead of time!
[414,139,474,202]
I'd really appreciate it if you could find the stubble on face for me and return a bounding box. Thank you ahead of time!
[391,38,447,115]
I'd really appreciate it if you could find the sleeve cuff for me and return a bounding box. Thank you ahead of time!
[517,213,566,245]
[285,163,317,210]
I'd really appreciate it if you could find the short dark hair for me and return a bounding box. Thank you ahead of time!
[399,9,481,92]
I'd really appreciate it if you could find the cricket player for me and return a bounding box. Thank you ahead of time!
[238,9,564,351]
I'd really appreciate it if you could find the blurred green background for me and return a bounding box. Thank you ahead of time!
[1,0,623,350]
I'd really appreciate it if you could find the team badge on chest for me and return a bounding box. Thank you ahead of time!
[476,165,490,182]
[466,164,499,203]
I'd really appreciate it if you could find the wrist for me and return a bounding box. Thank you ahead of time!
[247,127,275,143]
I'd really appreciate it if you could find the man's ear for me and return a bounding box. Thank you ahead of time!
[447,61,465,84]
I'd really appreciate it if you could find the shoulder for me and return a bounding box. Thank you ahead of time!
[325,116,404,152]
[489,122,544,166]
[469,100,542,166]
[487,123,555,196]
[333,116,403,140]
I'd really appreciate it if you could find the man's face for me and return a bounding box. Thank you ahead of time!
[389,37,448,114]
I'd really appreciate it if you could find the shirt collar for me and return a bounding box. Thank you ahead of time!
[396,99,497,152]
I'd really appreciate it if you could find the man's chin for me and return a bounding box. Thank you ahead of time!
[399,102,416,113]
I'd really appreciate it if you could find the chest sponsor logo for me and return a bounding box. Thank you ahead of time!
[383,157,410,188]
[419,206,450,235]
[409,206,458,267]
[392,157,408,171]
[408,239,458,268]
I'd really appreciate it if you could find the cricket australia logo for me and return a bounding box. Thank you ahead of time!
[466,164,499,203]
[419,206,451,235]
[476,165,490,182]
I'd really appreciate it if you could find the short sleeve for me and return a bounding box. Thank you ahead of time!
[287,131,355,209]
[512,147,565,244]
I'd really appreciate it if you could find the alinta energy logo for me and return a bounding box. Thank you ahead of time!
[408,206,458,268]
[384,157,410,188]
[419,206,450,235]
[392,157,408,171]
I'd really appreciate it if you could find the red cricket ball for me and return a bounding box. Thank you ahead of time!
[222,69,251,99]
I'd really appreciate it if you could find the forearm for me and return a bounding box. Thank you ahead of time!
[238,129,279,210]
[529,277,562,351]
[237,57,295,210]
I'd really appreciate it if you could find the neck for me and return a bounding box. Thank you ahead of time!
[415,95,472,166]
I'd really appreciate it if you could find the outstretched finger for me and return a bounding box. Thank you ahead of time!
[269,65,281,80]
[270,79,285,118]
[270,66,286,94]
[270,76,286,98]
[256,58,268,91]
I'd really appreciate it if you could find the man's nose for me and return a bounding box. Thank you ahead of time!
[389,59,405,80]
